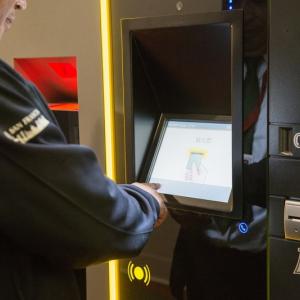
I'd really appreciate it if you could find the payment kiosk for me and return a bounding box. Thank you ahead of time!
[117,10,252,299]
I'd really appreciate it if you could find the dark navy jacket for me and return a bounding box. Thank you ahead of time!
[0,59,159,300]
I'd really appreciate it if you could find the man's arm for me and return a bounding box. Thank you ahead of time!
[0,61,164,268]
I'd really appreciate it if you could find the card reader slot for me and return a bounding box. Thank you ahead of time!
[279,127,293,156]
[288,216,300,222]
[284,200,300,241]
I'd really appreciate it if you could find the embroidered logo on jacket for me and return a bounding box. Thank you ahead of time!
[4,109,50,144]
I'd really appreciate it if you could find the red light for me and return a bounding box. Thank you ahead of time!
[48,62,77,79]
[14,57,78,104]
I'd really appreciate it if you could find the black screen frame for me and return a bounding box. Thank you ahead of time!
[121,11,243,219]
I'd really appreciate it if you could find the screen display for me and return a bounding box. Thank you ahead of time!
[149,120,232,203]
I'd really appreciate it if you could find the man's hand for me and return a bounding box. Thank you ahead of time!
[132,182,168,228]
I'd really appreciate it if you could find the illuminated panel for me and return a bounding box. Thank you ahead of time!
[48,62,77,79]
[100,0,119,300]
[48,103,79,112]
[226,0,234,10]
[14,57,78,103]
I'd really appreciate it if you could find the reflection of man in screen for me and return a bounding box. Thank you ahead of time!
[170,1,267,299]
[185,148,208,182]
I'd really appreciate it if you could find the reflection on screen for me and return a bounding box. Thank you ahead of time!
[149,120,232,203]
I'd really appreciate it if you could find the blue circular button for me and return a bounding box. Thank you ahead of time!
[238,222,249,234]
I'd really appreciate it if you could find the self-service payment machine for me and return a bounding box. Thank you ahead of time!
[118,10,249,299]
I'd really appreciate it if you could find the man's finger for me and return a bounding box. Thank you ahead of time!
[148,183,161,190]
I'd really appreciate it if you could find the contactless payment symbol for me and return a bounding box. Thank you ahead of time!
[238,222,249,234]
[294,133,300,149]
[128,261,151,286]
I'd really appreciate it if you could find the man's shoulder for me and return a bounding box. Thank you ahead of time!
[0,59,28,87]
[0,59,12,71]
[0,59,37,108]
[0,59,19,77]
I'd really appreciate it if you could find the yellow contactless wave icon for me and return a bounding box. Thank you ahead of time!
[127,261,151,286]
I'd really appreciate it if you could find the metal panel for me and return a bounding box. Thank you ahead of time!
[269,196,285,238]
[269,237,300,300]
[269,157,300,197]
[269,0,300,124]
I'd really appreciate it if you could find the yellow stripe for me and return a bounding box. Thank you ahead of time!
[100,0,119,300]
[109,260,120,300]
[100,0,116,180]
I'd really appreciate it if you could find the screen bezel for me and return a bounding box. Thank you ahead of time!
[141,114,233,213]
[122,11,243,219]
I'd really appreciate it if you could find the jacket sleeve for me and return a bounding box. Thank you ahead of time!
[0,62,160,268]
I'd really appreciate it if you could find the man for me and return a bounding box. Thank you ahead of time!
[0,1,167,299]
[170,0,267,299]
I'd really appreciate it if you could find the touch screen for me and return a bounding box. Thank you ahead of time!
[149,120,232,203]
